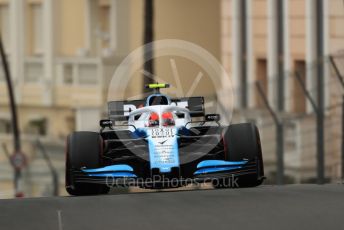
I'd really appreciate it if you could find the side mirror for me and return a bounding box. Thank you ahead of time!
[205,114,221,122]
[100,119,113,129]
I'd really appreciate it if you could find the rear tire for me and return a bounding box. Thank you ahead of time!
[65,131,110,196]
[214,123,264,188]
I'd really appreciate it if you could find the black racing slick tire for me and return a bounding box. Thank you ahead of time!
[214,123,264,188]
[65,131,110,196]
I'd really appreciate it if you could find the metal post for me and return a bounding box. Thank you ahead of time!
[277,123,284,184]
[277,0,285,111]
[342,96,344,181]
[316,0,325,184]
[240,0,248,108]
[256,81,284,184]
[0,35,24,196]
[0,37,20,151]
[143,0,154,93]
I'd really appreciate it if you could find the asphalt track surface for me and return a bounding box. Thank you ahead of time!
[1,184,344,230]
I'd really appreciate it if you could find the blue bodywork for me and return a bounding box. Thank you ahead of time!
[81,164,137,178]
[82,164,134,172]
[81,158,249,178]
[194,160,248,175]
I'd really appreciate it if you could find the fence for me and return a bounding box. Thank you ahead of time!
[229,53,344,184]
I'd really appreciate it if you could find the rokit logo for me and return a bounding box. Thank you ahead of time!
[151,128,175,138]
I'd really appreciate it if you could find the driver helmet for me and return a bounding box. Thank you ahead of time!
[162,112,175,126]
[148,112,159,127]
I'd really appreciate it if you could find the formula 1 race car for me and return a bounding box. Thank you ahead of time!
[65,83,264,195]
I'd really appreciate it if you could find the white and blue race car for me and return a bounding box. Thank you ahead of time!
[65,83,265,195]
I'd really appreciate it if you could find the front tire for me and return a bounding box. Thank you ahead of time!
[214,123,264,188]
[65,131,110,196]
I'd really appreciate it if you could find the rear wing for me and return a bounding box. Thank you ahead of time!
[108,97,204,121]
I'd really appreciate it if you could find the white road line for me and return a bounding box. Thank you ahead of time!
[57,210,63,230]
